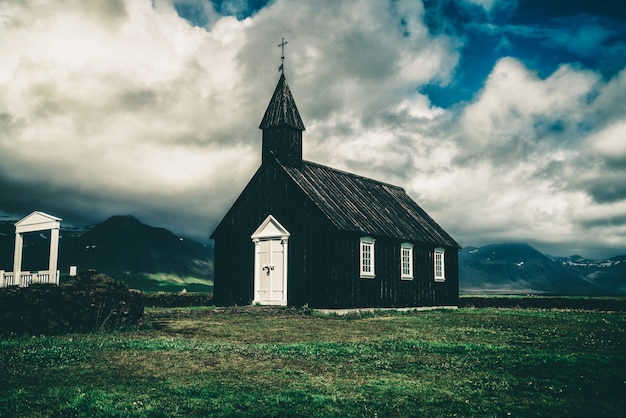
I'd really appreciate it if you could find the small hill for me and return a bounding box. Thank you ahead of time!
[0,216,213,293]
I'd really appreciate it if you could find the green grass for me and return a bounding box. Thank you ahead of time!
[1,306,625,417]
[142,273,213,288]
[104,272,213,294]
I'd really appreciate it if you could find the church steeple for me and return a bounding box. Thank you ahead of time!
[259,73,305,167]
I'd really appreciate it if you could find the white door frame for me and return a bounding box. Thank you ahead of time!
[251,215,290,306]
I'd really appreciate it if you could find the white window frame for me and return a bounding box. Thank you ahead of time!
[359,236,376,279]
[400,242,414,280]
[434,247,446,282]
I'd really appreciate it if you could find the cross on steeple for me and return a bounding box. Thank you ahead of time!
[278,37,288,73]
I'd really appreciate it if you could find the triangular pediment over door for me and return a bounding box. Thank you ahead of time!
[251,215,290,306]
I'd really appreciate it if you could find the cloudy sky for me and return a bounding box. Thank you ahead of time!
[1,0,625,259]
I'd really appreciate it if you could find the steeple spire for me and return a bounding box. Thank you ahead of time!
[259,45,305,167]
[259,73,305,131]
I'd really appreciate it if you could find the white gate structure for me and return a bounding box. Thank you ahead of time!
[0,211,62,287]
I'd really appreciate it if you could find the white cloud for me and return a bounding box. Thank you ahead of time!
[0,0,624,259]
[587,120,626,161]
[460,58,599,154]
[442,57,626,257]
[397,96,444,120]
[0,0,459,239]
[0,0,259,235]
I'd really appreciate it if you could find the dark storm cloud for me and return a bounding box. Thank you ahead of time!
[587,177,626,204]
[580,213,626,229]
[512,0,626,22]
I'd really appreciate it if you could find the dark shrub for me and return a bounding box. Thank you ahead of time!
[142,292,213,308]
[0,271,144,335]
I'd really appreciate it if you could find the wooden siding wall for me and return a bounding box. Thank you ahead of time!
[262,127,302,167]
[212,161,336,306]
[338,238,459,308]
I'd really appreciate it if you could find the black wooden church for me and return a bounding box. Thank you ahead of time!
[211,71,461,309]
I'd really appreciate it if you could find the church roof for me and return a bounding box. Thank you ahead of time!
[259,74,305,131]
[280,160,460,247]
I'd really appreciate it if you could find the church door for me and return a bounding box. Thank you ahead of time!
[251,215,289,306]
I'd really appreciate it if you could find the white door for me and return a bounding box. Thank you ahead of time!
[251,215,290,306]
[257,239,285,303]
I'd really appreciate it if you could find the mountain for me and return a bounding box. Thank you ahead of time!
[2,219,623,295]
[460,243,625,295]
[0,216,213,293]
[550,254,626,293]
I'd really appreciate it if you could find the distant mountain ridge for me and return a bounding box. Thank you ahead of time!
[0,215,213,292]
[460,243,625,295]
[1,218,623,295]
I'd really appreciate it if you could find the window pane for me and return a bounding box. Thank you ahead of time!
[401,249,410,275]
[401,245,413,278]
[434,249,445,281]
[362,243,371,273]
[360,237,375,278]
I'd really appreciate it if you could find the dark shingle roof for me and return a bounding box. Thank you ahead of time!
[280,160,460,247]
[259,74,305,131]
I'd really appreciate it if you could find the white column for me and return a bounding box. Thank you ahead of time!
[48,227,60,285]
[13,233,23,287]
[253,239,260,303]
[281,238,288,306]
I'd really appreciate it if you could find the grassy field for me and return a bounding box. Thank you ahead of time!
[1,305,624,417]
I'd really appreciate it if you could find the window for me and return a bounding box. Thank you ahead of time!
[401,243,413,280]
[360,236,375,278]
[434,247,445,282]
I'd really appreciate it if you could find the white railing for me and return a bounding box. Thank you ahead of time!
[0,270,60,287]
